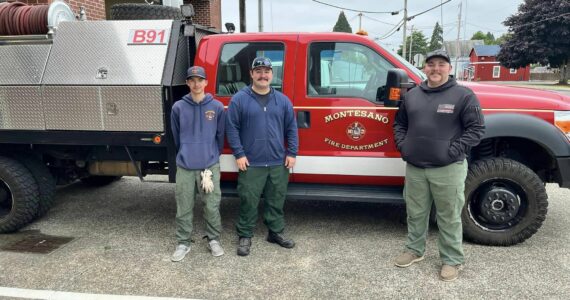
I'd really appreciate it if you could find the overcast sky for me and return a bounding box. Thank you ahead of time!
[220,0,524,52]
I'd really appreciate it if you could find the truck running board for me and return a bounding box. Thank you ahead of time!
[220,182,404,204]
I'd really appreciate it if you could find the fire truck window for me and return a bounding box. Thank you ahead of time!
[216,42,285,96]
[308,42,394,102]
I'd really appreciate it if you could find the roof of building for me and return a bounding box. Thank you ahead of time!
[443,40,484,58]
[472,45,501,57]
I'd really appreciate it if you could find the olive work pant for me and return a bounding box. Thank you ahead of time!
[236,166,290,238]
[404,159,468,265]
[175,163,222,246]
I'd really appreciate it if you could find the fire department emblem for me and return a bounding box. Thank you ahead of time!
[205,110,215,120]
[346,122,366,141]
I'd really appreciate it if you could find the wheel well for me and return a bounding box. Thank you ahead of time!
[472,137,555,183]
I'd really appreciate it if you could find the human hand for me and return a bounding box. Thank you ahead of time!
[284,156,296,169]
[236,157,249,171]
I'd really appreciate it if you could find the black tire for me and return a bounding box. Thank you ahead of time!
[11,154,56,218]
[81,176,122,187]
[0,156,40,233]
[111,4,182,20]
[462,158,548,246]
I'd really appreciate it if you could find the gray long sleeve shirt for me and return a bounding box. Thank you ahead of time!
[393,77,485,168]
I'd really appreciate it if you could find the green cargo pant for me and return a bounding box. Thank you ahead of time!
[175,163,222,246]
[403,159,468,265]
[236,166,290,238]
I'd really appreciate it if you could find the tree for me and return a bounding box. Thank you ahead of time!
[397,30,428,64]
[470,31,497,45]
[495,33,511,45]
[485,32,495,43]
[470,31,487,41]
[497,0,569,84]
[333,11,352,33]
[428,22,443,52]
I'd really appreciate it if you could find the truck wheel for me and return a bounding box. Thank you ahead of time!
[81,176,122,187]
[110,4,182,20]
[12,154,56,218]
[0,156,40,233]
[462,158,548,246]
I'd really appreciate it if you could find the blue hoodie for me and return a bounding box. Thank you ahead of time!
[226,86,298,167]
[171,93,225,170]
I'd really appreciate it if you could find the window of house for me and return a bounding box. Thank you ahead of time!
[307,42,394,102]
[510,68,517,74]
[492,66,501,78]
[216,42,285,96]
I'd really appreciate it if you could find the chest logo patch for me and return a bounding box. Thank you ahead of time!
[205,110,215,121]
[346,122,366,141]
[437,104,455,114]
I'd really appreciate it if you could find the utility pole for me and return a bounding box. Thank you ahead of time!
[408,25,414,63]
[239,0,246,32]
[455,2,462,78]
[258,0,264,32]
[441,0,444,45]
[402,0,408,58]
[358,12,363,31]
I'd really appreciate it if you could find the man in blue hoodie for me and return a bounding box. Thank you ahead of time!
[226,57,299,256]
[170,66,225,261]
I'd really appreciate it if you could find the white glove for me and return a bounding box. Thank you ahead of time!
[200,169,214,194]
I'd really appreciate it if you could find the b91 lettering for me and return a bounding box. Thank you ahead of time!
[129,29,167,44]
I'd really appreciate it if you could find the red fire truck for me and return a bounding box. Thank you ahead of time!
[1,3,569,247]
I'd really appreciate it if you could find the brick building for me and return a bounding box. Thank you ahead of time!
[14,0,221,30]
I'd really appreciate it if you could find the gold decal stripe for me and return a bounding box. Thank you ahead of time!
[325,137,389,150]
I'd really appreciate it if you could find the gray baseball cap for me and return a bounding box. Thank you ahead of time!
[425,49,451,63]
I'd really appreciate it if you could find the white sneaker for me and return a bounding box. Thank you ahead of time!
[208,239,225,257]
[171,244,191,262]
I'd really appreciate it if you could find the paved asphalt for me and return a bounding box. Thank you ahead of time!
[1,176,569,299]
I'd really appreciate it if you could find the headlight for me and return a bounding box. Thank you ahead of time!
[554,111,570,141]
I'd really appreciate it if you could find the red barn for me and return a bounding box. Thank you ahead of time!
[468,45,530,81]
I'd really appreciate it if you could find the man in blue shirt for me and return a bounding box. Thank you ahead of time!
[226,57,299,256]
[170,66,225,261]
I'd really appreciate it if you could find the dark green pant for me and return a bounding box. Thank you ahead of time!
[404,160,468,265]
[175,163,222,246]
[236,166,290,237]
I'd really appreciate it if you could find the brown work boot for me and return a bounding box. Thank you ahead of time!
[394,252,424,267]
[440,264,461,282]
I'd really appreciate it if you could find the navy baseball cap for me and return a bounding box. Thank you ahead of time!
[425,49,451,63]
[251,57,272,70]
[186,66,207,79]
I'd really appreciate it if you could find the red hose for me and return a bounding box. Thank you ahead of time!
[0,1,50,35]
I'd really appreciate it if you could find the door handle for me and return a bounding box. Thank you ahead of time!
[297,111,310,128]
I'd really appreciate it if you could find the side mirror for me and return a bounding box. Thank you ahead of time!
[383,68,416,107]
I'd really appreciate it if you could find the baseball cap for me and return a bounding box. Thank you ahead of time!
[186,66,206,79]
[425,49,451,63]
[251,57,272,70]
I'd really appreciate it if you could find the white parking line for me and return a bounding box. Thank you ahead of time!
[0,287,198,300]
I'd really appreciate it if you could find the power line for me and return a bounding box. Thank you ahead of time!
[407,0,452,21]
[509,12,570,29]
[363,14,396,26]
[376,18,405,40]
[311,0,401,14]
[466,22,507,34]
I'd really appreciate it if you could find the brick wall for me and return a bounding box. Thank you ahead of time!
[15,0,220,25]
[19,0,106,20]
[185,0,221,31]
